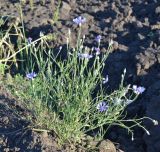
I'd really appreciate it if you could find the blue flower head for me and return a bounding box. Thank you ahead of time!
[103,75,109,84]
[95,35,102,43]
[95,47,100,55]
[73,16,86,26]
[78,53,93,59]
[133,85,145,94]
[28,37,32,44]
[97,101,108,112]
[26,72,37,80]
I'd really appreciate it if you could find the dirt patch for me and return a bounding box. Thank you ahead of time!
[0,84,58,152]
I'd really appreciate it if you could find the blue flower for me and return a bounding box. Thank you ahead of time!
[59,46,62,51]
[102,75,109,84]
[95,35,102,43]
[78,53,93,59]
[133,85,145,94]
[28,37,32,44]
[95,47,100,55]
[73,16,86,26]
[97,101,108,112]
[26,72,37,80]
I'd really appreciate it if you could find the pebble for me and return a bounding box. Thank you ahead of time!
[98,140,116,152]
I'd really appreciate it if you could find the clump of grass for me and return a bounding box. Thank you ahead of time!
[1,16,158,147]
[0,15,23,72]
[0,12,54,73]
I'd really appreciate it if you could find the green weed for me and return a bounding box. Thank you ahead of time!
[0,15,158,147]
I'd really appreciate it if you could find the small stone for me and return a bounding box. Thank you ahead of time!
[98,140,116,152]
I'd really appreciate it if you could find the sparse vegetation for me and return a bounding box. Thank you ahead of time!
[0,15,157,148]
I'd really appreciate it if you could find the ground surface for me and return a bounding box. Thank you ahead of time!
[0,0,160,152]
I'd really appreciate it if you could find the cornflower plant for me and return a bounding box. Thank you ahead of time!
[5,16,158,147]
